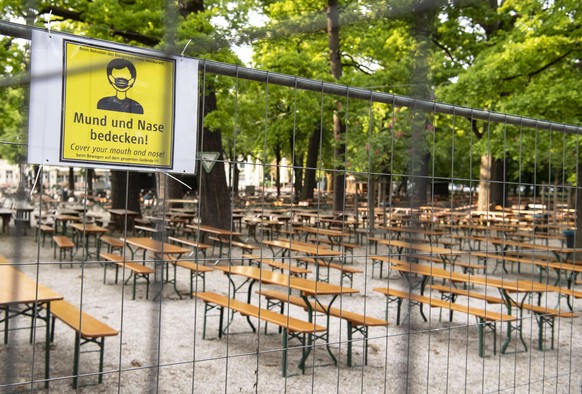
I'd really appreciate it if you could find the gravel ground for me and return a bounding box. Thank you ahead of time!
[1,212,581,393]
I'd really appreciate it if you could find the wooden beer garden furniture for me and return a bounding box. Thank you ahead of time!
[120,237,190,298]
[70,222,108,259]
[209,265,359,370]
[0,265,63,388]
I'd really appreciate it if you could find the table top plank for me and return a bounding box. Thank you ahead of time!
[215,265,358,296]
[0,266,63,306]
[122,237,190,255]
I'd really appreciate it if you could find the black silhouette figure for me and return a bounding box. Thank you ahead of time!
[97,58,144,114]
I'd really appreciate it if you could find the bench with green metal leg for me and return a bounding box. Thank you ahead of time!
[44,300,118,388]
[193,291,326,376]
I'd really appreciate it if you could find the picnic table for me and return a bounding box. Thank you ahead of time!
[70,223,108,259]
[108,209,140,232]
[293,226,349,247]
[262,239,343,281]
[0,208,12,233]
[185,223,241,244]
[379,260,562,354]
[244,217,282,241]
[214,265,358,365]
[121,237,191,298]
[53,213,82,235]
[369,238,466,268]
[0,265,63,388]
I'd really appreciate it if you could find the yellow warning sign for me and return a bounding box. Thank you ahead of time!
[61,41,175,168]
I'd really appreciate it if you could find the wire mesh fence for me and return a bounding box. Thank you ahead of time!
[0,25,581,393]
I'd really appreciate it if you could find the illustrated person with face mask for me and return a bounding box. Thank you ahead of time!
[97,58,144,114]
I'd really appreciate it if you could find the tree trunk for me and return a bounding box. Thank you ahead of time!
[68,167,75,192]
[576,163,582,248]
[275,143,281,198]
[86,168,94,194]
[477,155,506,211]
[327,0,346,213]
[409,5,434,208]
[199,90,232,230]
[232,161,240,200]
[301,127,321,201]
[111,170,141,213]
[367,178,376,231]
[292,155,303,204]
[332,111,346,213]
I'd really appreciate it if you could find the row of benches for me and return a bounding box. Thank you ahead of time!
[194,289,389,375]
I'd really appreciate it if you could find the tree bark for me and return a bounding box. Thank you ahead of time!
[275,143,281,198]
[68,167,75,192]
[301,127,321,201]
[327,0,346,213]
[199,90,232,230]
[86,168,94,194]
[477,155,506,211]
[111,170,141,213]
[576,163,582,248]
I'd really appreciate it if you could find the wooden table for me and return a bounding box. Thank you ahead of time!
[378,225,446,244]
[296,212,334,225]
[0,209,12,233]
[262,239,343,281]
[381,260,556,353]
[293,226,349,248]
[262,239,342,260]
[369,238,466,267]
[122,237,191,298]
[185,224,241,243]
[70,223,108,259]
[108,209,140,232]
[0,265,63,388]
[214,265,358,365]
[53,214,82,234]
[244,217,282,241]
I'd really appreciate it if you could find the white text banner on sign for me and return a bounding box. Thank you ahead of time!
[28,30,198,174]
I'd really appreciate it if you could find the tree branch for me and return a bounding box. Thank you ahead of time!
[502,50,573,81]
[342,53,372,75]
[39,6,160,47]
[471,119,483,139]
[431,37,456,63]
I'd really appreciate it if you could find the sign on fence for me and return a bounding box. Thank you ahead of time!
[28,30,199,173]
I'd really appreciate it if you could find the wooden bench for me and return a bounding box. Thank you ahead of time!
[427,283,579,351]
[295,257,362,287]
[37,224,55,246]
[374,287,515,357]
[156,253,213,295]
[369,255,406,278]
[98,235,125,255]
[257,289,389,367]
[134,225,161,236]
[100,253,154,300]
[471,251,554,276]
[44,300,118,388]
[168,236,210,260]
[208,235,258,257]
[410,254,487,275]
[308,238,357,262]
[53,235,75,265]
[193,291,326,376]
[242,254,312,277]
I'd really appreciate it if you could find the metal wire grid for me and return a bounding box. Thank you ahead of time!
[0,27,581,394]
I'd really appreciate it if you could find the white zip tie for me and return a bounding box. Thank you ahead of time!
[155,169,192,190]
[180,39,192,58]
[29,164,44,198]
[45,10,52,35]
